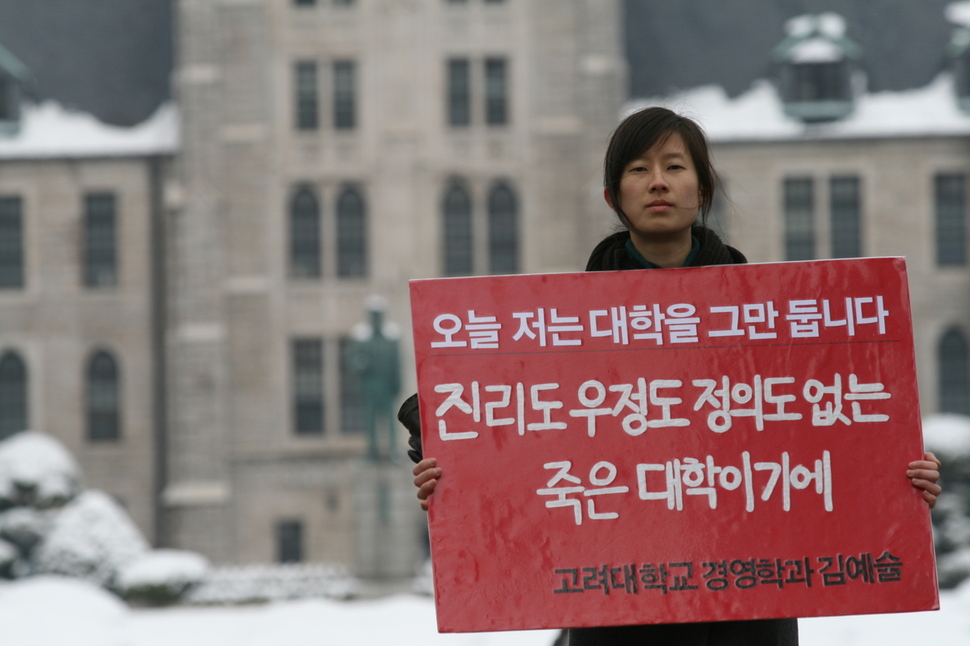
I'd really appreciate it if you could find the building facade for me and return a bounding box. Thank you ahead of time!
[5,0,970,574]
[165,0,625,567]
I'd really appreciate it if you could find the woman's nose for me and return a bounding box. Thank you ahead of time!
[648,171,669,191]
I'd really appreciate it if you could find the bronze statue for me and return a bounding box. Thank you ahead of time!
[348,297,401,461]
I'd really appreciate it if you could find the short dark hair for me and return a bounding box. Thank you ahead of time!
[603,107,718,227]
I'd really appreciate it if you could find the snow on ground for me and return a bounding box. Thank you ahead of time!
[0,101,177,159]
[0,576,968,646]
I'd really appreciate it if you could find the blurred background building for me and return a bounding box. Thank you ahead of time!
[0,0,967,575]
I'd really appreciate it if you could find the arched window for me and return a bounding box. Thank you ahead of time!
[939,328,970,415]
[336,186,367,278]
[87,351,120,441]
[487,182,518,274]
[0,351,27,439]
[289,186,321,278]
[442,182,473,276]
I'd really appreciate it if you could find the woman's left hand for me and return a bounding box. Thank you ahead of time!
[907,452,942,509]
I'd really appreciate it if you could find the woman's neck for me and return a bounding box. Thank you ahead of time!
[629,229,694,268]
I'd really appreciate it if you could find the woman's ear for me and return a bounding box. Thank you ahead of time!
[603,188,614,210]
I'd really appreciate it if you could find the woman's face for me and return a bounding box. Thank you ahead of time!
[614,132,700,246]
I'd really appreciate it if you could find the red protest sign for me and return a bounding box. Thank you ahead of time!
[409,258,938,633]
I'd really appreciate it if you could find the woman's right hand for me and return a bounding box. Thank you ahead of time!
[412,457,442,512]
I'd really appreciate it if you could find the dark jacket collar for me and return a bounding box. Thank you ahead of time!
[585,226,746,272]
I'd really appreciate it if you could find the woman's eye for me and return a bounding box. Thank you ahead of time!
[630,166,647,173]
[668,164,684,170]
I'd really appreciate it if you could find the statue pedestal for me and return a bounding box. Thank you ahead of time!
[352,459,425,580]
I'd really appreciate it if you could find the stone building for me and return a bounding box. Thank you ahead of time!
[628,9,970,418]
[3,0,970,574]
[164,0,624,569]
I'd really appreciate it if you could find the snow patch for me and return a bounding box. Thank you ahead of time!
[789,37,845,63]
[0,431,81,505]
[0,576,128,646]
[117,550,210,592]
[626,73,970,142]
[947,1,970,28]
[32,490,148,586]
[923,414,970,458]
[0,101,178,159]
[183,562,358,604]
[0,576,966,646]
[785,12,847,39]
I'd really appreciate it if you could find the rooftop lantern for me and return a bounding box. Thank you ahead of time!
[773,13,861,123]
[947,2,970,113]
[0,41,27,137]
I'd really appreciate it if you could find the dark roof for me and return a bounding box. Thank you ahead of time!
[625,0,955,98]
[0,0,956,125]
[0,0,172,126]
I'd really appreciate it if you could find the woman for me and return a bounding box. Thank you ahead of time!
[401,106,943,645]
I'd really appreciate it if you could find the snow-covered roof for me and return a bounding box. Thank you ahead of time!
[773,13,861,63]
[948,1,970,28]
[0,100,178,160]
[626,72,970,143]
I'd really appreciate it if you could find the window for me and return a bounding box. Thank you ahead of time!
[333,60,356,130]
[442,182,473,275]
[0,196,23,288]
[487,182,518,273]
[939,328,970,414]
[293,338,323,434]
[0,76,18,123]
[84,193,117,287]
[276,520,303,563]
[447,59,471,127]
[289,186,321,278]
[0,351,26,439]
[936,173,966,266]
[485,58,508,126]
[87,351,120,441]
[790,62,847,103]
[830,176,861,258]
[784,177,815,261]
[294,61,319,130]
[339,337,364,433]
[336,186,367,277]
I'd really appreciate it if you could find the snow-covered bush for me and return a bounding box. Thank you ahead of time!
[0,431,212,604]
[183,563,357,604]
[0,431,81,509]
[924,414,970,588]
[116,549,210,606]
[0,537,18,577]
[31,490,149,587]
